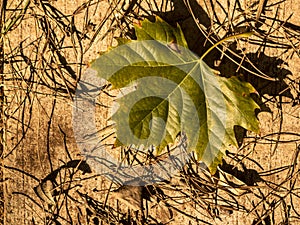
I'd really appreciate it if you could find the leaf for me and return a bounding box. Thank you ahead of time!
[90,17,260,173]
[34,180,55,205]
[111,185,143,211]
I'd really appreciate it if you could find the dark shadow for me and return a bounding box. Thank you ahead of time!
[42,160,92,182]
[217,43,294,99]
[219,159,262,186]
[34,160,92,202]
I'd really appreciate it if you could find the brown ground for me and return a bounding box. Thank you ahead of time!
[1,0,300,224]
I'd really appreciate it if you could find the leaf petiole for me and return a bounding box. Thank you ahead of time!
[199,32,254,61]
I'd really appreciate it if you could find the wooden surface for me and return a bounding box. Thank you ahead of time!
[2,0,300,224]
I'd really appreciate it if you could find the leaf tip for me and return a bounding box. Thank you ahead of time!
[208,154,224,175]
[155,16,163,22]
[134,20,142,28]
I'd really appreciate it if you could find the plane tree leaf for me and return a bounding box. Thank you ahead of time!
[90,17,260,173]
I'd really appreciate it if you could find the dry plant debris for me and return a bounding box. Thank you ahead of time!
[0,0,300,224]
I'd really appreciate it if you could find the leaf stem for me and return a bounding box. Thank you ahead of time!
[200,32,254,61]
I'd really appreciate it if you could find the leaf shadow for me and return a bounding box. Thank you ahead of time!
[217,43,294,100]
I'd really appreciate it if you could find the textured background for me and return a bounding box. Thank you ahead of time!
[1,0,300,224]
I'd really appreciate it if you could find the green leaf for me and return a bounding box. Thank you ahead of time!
[134,17,189,48]
[90,17,260,173]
